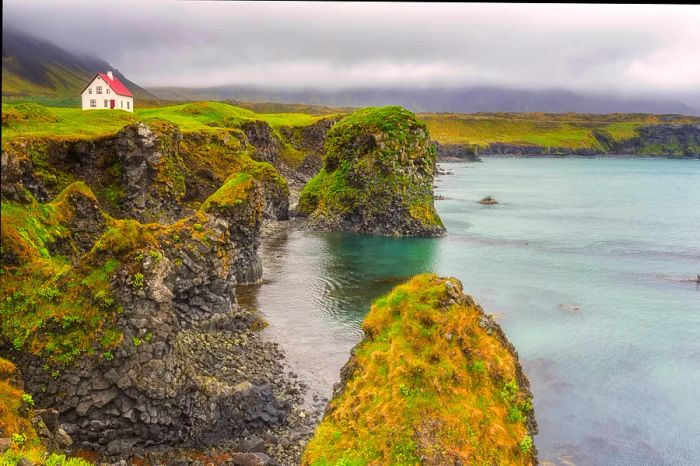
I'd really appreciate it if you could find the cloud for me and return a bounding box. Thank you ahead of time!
[3,1,700,98]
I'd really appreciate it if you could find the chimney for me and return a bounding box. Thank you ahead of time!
[107,71,113,80]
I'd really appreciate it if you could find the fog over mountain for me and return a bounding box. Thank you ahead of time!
[3,1,699,113]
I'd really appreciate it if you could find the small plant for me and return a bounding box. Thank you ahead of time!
[37,286,60,300]
[519,435,533,453]
[51,370,60,379]
[468,360,486,373]
[193,223,203,231]
[11,432,27,447]
[172,234,180,242]
[102,351,114,361]
[144,332,154,343]
[399,383,411,397]
[132,272,145,289]
[21,393,35,406]
[93,290,114,309]
[500,380,519,402]
[148,250,162,262]
[132,336,142,347]
[135,252,144,262]
[507,406,524,423]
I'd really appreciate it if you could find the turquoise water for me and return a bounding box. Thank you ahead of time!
[244,158,700,465]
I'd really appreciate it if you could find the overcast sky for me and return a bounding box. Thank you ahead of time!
[4,1,700,99]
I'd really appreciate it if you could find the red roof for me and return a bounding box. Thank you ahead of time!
[98,73,133,97]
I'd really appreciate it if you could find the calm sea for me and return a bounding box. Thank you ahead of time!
[240,158,700,466]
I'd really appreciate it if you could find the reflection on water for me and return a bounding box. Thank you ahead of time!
[242,158,700,466]
[237,230,439,403]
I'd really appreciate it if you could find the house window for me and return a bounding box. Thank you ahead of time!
[126,101,130,109]
[88,88,92,94]
[96,86,102,94]
[104,99,109,107]
[90,99,96,108]
[106,88,110,94]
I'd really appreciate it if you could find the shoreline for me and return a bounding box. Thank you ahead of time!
[439,153,700,162]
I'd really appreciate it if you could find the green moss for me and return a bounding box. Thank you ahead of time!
[200,172,255,211]
[299,106,443,234]
[303,274,536,466]
[0,186,133,365]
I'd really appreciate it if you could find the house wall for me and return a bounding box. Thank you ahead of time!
[81,75,134,112]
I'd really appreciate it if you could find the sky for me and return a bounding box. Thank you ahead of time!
[4,1,700,101]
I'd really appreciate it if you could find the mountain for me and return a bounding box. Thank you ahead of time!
[150,85,698,116]
[2,28,155,100]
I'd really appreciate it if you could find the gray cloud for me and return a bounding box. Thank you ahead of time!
[3,1,700,99]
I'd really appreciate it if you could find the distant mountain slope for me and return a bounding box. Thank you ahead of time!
[2,28,155,100]
[150,85,698,116]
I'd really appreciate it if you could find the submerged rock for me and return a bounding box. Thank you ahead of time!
[298,106,445,236]
[303,274,538,465]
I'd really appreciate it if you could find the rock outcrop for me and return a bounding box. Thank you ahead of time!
[1,181,300,458]
[0,117,305,462]
[298,106,445,236]
[303,274,538,466]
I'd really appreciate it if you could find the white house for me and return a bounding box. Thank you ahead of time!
[81,71,134,112]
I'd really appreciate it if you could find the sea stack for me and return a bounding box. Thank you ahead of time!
[303,274,538,466]
[298,106,446,236]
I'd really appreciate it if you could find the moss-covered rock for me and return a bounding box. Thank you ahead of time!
[200,172,265,284]
[298,107,445,236]
[303,274,538,466]
[0,357,83,465]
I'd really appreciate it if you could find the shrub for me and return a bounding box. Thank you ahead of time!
[519,435,533,454]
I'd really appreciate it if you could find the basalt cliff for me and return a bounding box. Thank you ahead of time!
[0,103,341,465]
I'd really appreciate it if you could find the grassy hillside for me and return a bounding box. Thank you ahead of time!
[422,112,700,149]
[1,101,334,142]
[2,28,155,102]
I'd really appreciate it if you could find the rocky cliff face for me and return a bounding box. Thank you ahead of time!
[303,274,538,466]
[0,119,313,463]
[433,141,482,161]
[608,124,700,156]
[436,123,700,160]
[298,106,445,236]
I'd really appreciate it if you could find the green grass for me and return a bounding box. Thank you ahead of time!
[421,112,700,149]
[1,101,334,142]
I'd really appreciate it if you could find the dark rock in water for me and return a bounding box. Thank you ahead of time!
[298,106,445,237]
[479,195,498,205]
